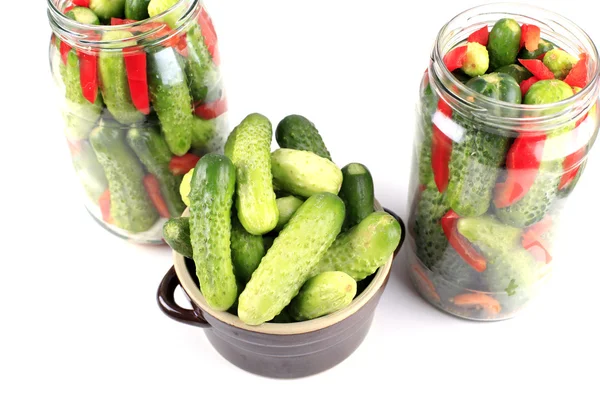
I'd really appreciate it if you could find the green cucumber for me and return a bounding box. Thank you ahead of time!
[289,271,357,322]
[65,7,100,25]
[487,18,522,70]
[543,49,578,80]
[518,38,555,60]
[98,31,144,125]
[89,123,159,232]
[231,214,266,283]
[185,25,218,103]
[125,0,150,20]
[457,216,523,258]
[413,186,450,269]
[494,64,532,84]
[89,0,126,21]
[147,46,193,156]
[163,217,192,259]
[418,82,437,187]
[465,73,522,104]
[62,50,104,140]
[224,113,279,235]
[461,42,489,77]
[275,115,332,160]
[314,211,401,281]
[191,116,218,151]
[339,163,375,229]
[148,0,183,28]
[274,196,304,232]
[70,140,109,203]
[189,154,238,311]
[126,126,186,217]
[271,148,343,198]
[237,193,345,326]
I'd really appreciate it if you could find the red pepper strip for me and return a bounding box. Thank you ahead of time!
[518,59,555,80]
[111,17,138,25]
[99,189,114,224]
[412,265,441,303]
[494,134,545,208]
[441,210,487,272]
[169,154,201,176]
[564,53,589,88]
[468,26,489,46]
[558,146,586,190]
[72,0,90,6]
[143,175,171,218]
[123,47,150,115]
[520,76,539,97]
[194,97,228,119]
[431,99,453,193]
[520,24,541,52]
[76,50,98,104]
[198,7,219,64]
[522,216,553,264]
[60,40,72,64]
[67,139,82,155]
[452,293,501,314]
[443,45,468,72]
[536,52,546,60]
[63,5,75,13]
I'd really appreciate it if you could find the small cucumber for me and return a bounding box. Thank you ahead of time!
[70,140,109,203]
[126,126,186,217]
[125,0,150,20]
[191,116,217,152]
[275,115,332,160]
[62,50,104,140]
[89,0,126,22]
[494,64,532,84]
[224,113,279,235]
[189,154,238,311]
[147,46,193,156]
[90,123,159,232]
[271,148,343,198]
[237,193,345,326]
[518,38,555,60]
[163,217,192,258]
[457,215,522,258]
[231,214,266,283]
[65,7,100,25]
[339,163,375,230]
[289,271,357,321]
[315,211,401,281]
[487,18,522,70]
[148,0,183,28]
[274,196,304,232]
[185,25,218,103]
[98,31,144,125]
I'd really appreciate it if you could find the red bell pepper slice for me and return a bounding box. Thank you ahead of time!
[72,0,90,6]
[99,189,114,224]
[441,210,487,272]
[522,216,553,264]
[198,7,219,64]
[111,17,138,25]
[558,146,586,191]
[468,26,489,46]
[564,53,589,88]
[143,175,171,218]
[443,45,468,72]
[518,59,555,80]
[63,5,75,13]
[412,264,441,303]
[494,133,545,208]
[452,293,501,314]
[520,24,541,52]
[194,97,228,120]
[169,154,201,176]
[123,47,150,115]
[431,99,453,193]
[59,40,72,64]
[520,76,539,97]
[76,50,98,104]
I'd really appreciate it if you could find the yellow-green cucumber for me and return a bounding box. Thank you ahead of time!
[274,196,304,232]
[339,163,375,230]
[89,0,126,22]
[163,217,192,259]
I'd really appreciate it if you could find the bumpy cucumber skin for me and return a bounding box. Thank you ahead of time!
[446,116,509,217]
[148,0,182,28]
[71,140,109,203]
[271,149,343,198]
[465,73,522,104]
[191,117,218,151]
[494,64,532,84]
[274,196,304,232]
[147,47,193,156]
[62,51,104,140]
[487,18,522,70]
[418,82,438,187]
[237,193,345,326]
[484,249,539,299]
[90,124,159,232]
[289,271,357,322]
[457,216,522,257]
[224,113,279,235]
[275,115,332,160]
[339,163,375,230]
[185,25,218,103]
[435,248,481,289]
[90,0,125,21]
[126,126,186,217]
[125,0,150,20]
[66,7,100,24]
[98,31,144,125]
[163,217,192,259]
[189,154,238,311]
[315,211,401,281]
[413,186,450,269]
[231,214,266,283]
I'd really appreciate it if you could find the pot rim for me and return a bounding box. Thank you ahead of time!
[173,199,398,335]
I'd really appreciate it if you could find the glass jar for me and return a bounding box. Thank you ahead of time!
[407,3,600,320]
[47,0,228,244]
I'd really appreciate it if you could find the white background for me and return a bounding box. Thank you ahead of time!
[2,0,600,399]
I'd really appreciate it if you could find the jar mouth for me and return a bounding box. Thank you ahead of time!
[430,2,600,129]
[47,0,200,48]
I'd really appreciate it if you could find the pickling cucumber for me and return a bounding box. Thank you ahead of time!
[289,271,357,322]
[274,196,304,232]
[231,213,266,283]
[70,140,108,203]
[224,113,279,235]
[487,18,522,70]
[147,46,193,156]
[413,186,450,269]
[314,211,402,281]
[125,0,150,20]
[163,217,192,259]
[148,0,183,28]
[89,0,126,22]
[494,64,532,84]
[98,31,144,125]
[275,115,332,160]
[271,149,343,198]
[339,163,375,230]
[237,193,345,326]
[189,154,238,311]
[89,123,159,232]
[185,25,218,104]
[66,7,100,25]
[126,126,186,217]
[518,38,555,60]
[191,117,218,152]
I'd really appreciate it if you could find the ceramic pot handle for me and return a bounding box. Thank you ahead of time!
[157,266,210,328]
[384,207,406,257]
